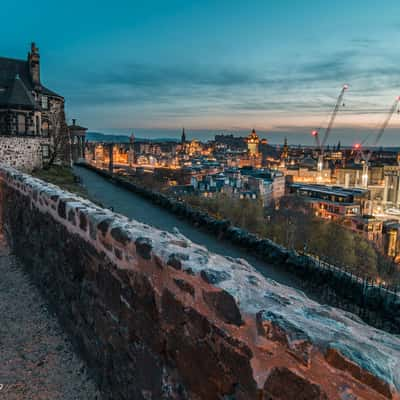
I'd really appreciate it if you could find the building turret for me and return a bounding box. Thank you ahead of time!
[28,42,40,87]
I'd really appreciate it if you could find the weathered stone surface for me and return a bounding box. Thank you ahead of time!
[79,212,87,232]
[58,199,67,219]
[67,208,76,225]
[0,165,399,400]
[135,237,152,259]
[0,136,50,172]
[325,348,393,399]
[167,252,189,270]
[256,310,312,366]
[114,247,123,260]
[97,217,113,236]
[263,367,328,400]
[161,288,257,399]
[202,289,243,326]
[110,226,130,245]
[173,278,195,297]
[200,268,231,284]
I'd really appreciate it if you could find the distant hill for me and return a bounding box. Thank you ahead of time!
[86,131,180,143]
[86,132,131,143]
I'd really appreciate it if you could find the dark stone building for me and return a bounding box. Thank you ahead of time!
[0,42,64,137]
[0,43,69,170]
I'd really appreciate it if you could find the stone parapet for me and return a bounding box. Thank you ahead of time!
[0,164,399,400]
[80,162,400,334]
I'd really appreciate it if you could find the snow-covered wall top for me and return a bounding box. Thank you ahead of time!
[0,163,399,400]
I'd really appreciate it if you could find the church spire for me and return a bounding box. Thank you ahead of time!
[181,127,186,144]
[281,136,289,161]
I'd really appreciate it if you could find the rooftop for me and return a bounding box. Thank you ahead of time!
[0,53,62,108]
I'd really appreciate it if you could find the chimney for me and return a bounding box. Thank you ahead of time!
[28,42,40,86]
[72,119,76,126]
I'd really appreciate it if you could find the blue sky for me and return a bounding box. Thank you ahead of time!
[1,0,400,144]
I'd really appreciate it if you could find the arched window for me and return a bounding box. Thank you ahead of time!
[42,121,49,137]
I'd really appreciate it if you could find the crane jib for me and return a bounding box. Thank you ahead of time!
[373,98,400,146]
[321,86,347,149]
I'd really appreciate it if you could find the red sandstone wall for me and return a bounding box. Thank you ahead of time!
[0,165,398,400]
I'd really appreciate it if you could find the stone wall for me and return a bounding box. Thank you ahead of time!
[0,136,50,172]
[80,163,400,334]
[0,164,400,400]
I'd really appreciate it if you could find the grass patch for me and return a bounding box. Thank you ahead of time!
[32,165,88,198]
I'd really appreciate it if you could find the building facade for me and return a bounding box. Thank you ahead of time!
[0,43,68,171]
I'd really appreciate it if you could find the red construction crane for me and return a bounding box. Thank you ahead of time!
[311,84,349,174]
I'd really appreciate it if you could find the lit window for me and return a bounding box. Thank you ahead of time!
[42,145,50,158]
[42,121,49,136]
[41,96,48,109]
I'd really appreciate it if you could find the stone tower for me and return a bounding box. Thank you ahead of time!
[28,42,40,87]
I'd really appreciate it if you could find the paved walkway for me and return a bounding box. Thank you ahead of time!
[0,235,101,400]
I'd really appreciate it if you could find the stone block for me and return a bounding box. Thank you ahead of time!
[202,289,243,326]
[263,367,328,400]
[135,237,152,260]
[110,226,130,245]
[173,278,195,297]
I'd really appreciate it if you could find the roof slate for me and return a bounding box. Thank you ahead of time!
[0,56,62,108]
[5,76,37,108]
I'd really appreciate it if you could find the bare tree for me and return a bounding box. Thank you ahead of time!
[44,107,71,169]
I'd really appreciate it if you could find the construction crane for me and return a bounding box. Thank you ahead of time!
[311,84,349,177]
[355,96,400,187]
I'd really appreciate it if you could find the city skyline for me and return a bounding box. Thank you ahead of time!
[2,0,400,144]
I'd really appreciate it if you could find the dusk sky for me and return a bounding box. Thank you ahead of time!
[2,0,400,145]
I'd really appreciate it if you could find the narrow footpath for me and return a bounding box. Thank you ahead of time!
[74,164,303,290]
[0,234,100,400]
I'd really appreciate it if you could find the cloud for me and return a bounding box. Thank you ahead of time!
[350,38,378,48]
[62,40,400,129]
[90,63,265,89]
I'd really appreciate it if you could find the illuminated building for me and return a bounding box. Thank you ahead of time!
[128,132,135,166]
[188,139,202,156]
[288,183,368,220]
[383,221,400,259]
[246,129,260,156]
[382,166,400,206]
